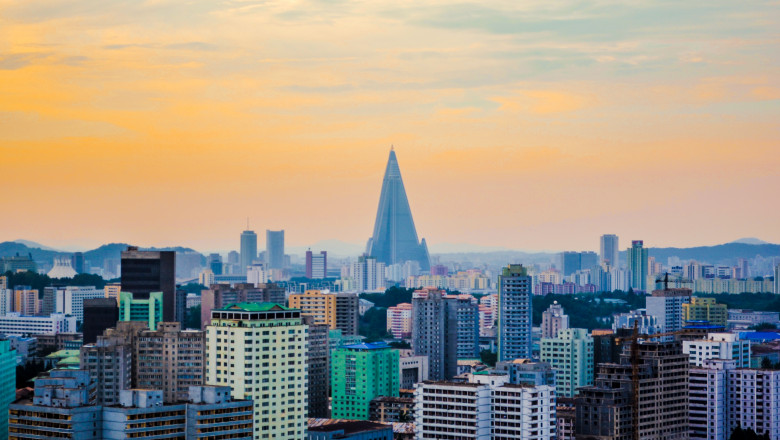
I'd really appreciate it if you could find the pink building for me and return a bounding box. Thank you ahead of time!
[430,265,448,276]
[386,302,413,339]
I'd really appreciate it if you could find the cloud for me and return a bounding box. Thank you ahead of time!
[0,52,49,70]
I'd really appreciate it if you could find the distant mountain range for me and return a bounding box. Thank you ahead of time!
[2,239,778,272]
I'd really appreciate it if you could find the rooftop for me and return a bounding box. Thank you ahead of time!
[217,302,289,312]
[341,341,393,351]
[307,420,391,435]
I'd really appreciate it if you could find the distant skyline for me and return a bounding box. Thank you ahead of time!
[1,1,778,252]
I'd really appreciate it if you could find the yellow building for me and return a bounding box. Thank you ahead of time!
[683,297,727,326]
[287,290,359,335]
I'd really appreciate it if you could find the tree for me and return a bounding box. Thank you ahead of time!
[185,305,201,330]
[749,323,777,331]
[480,350,497,367]
[177,283,207,294]
[730,426,770,440]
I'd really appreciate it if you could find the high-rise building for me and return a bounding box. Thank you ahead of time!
[541,301,569,338]
[0,288,11,316]
[365,149,430,272]
[240,230,258,274]
[208,253,223,275]
[682,297,728,326]
[135,322,205,403]
[120,247,178,322]
[540,328,593,398]
[352,255,387,293]
[119,291,163,331]
[82,298,119,344]
[288,290,359,336]
[13,287,39,316]
[682,333,751,368]
[80,335,133,405]
[497,264,533,362]
[266,229,285,269]
[414,373,556,440]
[690,359,780,440]
[205,303,307,440]
[386,303,413,339]
[331,342,399,420]
[411,288,479,380]
[626,240,649,292]
[200,283,286,329]
[305,250,327,279]
[645,287,692,335]
[600,234,620,267]
[43,285,104,322]
[0,340,16,438]
[775,263,780,294]
[561,251,599,276]
[576,340,689,440]
[302,315,330,419]
[71,252,85,274]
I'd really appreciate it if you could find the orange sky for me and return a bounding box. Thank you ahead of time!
[1,0,778,253]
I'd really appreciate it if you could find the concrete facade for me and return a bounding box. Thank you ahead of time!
[497,264,533,362]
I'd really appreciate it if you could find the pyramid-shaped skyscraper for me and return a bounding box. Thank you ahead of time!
[366,149,431,272]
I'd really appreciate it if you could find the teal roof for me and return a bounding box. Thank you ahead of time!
[218,302,289,312]
[46,350,80,359]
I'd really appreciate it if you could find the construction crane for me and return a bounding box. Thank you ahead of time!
[614,322,690,440]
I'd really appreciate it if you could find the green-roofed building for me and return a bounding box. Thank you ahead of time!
[119,291,163,330]
[205,302,307,440]
[331,341,399,420]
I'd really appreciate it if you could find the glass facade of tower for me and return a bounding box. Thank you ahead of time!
[366,150,430,272]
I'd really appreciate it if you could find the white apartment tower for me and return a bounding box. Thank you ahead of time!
[414,373,556,440]
[205,303,307,440]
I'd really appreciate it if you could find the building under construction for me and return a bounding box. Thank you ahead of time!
[575,340,689,440]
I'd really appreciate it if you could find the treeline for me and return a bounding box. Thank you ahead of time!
[2,270,108,292]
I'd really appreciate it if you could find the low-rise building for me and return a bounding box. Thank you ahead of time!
[307,420,393,440]
[368,396,414,423]
[0,312,76,336]
[727,309,780,329]
[9,369,101,440]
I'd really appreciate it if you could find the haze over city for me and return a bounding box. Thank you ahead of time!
[2,0,779,252]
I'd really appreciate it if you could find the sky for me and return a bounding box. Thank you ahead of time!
[1,0,779,254]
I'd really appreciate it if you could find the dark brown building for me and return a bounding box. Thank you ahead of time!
[82,298,118,344]
[120,247,177,322]
[303,315,330,418]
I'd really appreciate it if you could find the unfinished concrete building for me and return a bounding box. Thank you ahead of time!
[576,340,689,440]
